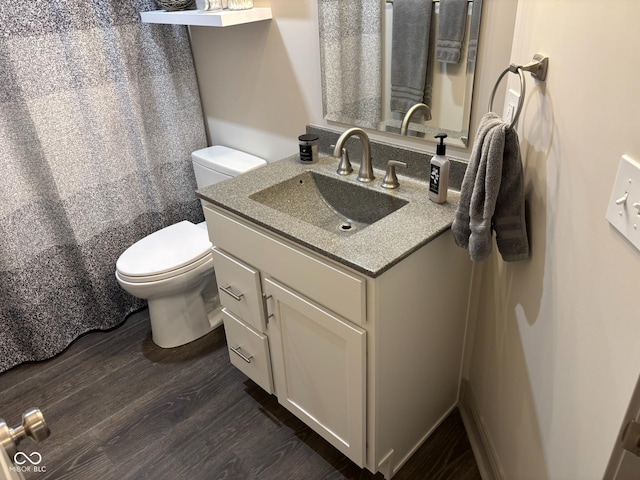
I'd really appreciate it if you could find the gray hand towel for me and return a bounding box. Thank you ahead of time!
[436,0,468,64]
[390,0,433,114]
[452,112,502,250]
[452,112,529,262]
[467,124,506,260]
[493,123,529,261]
[467,0,482,65]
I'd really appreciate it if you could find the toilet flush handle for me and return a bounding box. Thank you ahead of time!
[220,285,244,302]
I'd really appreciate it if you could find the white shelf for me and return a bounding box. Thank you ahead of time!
[140,7,272,27]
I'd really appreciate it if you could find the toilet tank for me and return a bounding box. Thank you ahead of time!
[191,146,267,189]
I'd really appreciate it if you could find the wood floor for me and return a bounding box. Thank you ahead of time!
[0,309,481,480]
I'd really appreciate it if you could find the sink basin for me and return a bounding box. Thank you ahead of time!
[249,171,408,234]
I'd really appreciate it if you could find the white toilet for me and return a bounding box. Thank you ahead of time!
[115,146,266,348]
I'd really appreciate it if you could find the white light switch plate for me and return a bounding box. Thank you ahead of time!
[606,155,640,251]
[503,89,520,125]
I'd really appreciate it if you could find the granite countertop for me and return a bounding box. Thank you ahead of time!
[196,154,460,278]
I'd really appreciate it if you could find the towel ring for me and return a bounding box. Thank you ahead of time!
[488,54,549,130]
[488,64,526,130]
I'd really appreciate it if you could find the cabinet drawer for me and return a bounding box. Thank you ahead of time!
[222,308,273,394]
[204,206,366,325]
[212,246,266,333]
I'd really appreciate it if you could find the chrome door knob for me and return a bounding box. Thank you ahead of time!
[0,408,50,458]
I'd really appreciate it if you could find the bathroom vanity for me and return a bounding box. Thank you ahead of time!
[198,154,471,478]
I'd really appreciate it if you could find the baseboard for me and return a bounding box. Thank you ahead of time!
[459,378,505,480]
[389,402,458,477]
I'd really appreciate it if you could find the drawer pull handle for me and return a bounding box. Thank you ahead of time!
[230,345,253,363]
[220,285,244,301]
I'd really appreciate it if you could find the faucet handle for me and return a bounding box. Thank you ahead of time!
[332,145,353,175]
[381,160,407,189]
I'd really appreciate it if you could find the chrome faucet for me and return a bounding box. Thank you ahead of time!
[400,103,432,136]
[332,127,375,182]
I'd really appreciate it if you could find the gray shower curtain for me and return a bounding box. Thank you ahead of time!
[0,1,207,372]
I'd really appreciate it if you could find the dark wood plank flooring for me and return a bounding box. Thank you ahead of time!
[0,310,481,480]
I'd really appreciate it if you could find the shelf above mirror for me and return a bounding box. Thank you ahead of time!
[140,7,272,27]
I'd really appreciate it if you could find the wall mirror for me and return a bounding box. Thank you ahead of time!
[318,0,482,148]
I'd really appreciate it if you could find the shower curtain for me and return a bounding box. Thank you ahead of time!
[0,1,207,372]
[317,0,382,130]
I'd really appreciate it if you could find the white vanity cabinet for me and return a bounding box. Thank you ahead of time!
[203,203,472,479]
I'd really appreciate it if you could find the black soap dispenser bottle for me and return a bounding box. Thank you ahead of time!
[429,133,450,203]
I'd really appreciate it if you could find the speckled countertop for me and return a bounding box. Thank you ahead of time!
[196,154,460,278]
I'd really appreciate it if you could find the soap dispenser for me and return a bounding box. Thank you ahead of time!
[429,133,450,203]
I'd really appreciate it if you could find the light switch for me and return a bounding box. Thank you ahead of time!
[503,89,520,125]
[606,155,640,252]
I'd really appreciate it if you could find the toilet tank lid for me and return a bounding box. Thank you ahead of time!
[192,145,266,177]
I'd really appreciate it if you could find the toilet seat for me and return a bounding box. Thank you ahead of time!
[116,254,212,284]
[116,221,212,283]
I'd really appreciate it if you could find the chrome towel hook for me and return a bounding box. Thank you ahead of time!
[488,53,549,130]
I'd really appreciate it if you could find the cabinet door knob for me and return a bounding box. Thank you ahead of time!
[230,345,253,363]
[220,285,244,301]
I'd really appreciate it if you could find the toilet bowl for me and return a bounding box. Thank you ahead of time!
[116,221,219,348]
[115,146,266,348]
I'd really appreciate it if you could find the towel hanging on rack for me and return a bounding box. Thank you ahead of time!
[390,0,434,114]
[453,54,548,260]
[452,112,529,262]
[467,0,482,65]
[436,0,468,64]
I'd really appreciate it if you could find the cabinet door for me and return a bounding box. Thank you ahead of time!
[211,246,266,332]
[264,278,366,467]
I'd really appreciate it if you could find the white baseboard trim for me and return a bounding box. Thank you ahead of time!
[459,378,505,480]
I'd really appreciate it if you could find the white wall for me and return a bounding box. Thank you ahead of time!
[189,0,324,162]
[466,1,640,478]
